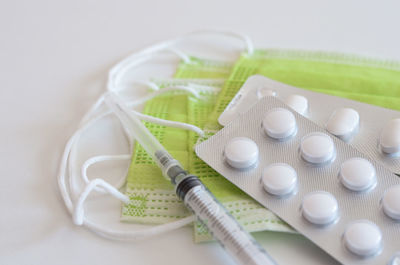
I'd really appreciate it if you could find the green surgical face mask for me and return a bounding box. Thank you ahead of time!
[210,49,400,128]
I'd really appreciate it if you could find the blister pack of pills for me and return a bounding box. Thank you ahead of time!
[196,96,400,265]
[218,75,400,175]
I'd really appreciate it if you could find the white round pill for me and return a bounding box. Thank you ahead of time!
[224,137,259,169]
[382,185,400,220]
[284,94,308,115]
[300,132,335,164]
[339,158,376,192]
[343,220,382,257]
[261,163,297,196]
[380,119,400,155]
[262,108,297,140]
[389,252,400,265]
[256,86,276,99]
[326,108,359,141]
[301,191,339,225]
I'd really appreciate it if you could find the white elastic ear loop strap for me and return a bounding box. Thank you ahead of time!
[79,84,209,194]
[60,104,196,238]
[68,85,206,196]
[65,84,208,237]
[80,80,159,127]
[81,154,131,194]
[80,46,205,133]
[81,82,205,133]
[80,45,189,126]
[107,29,254,92]
[185,29,254,55]
[82,84,206,147]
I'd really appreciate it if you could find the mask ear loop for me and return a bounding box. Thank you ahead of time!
[60,30,254,241]
[59,100,196,237]
[108,48,189,92]
[80,154,131,192]
[107,29,254,92]
[65,83,209,229]
[79,80,160,127]
[81,42,202,127]
[78,83,216,194]
[68,84,207,197]
[185,29,254,55]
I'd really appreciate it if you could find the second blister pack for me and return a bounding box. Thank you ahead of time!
[218,75,400,175]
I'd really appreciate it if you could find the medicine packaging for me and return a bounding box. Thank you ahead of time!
[218,75,400,174]
[196,96,400,265]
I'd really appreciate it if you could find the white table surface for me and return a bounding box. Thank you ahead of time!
[1,1,399,264]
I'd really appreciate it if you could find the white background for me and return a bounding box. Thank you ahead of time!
[1,0,399,264]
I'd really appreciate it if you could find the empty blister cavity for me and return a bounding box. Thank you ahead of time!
[343,220,382,257]
[300,132,335,164]
[326,108,360,141]
[262,108,297,140]
[224,137,259,169]
[256,86,276,99]
[382,185,400,220]
[284,94,308,115]
[301,191,339,225]
[261,163,297,196]
[339,158,376,192]
[380,119,400,156]
[218,85,276,126]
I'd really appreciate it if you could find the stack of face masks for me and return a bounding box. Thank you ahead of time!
[121,49,400,242]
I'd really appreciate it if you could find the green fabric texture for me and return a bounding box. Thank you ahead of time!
[175,56,233,78]
[121,57,232,223]
[208,49,400,130]
[121,80,226,224]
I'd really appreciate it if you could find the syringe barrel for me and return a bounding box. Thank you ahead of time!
[179,178,277,265]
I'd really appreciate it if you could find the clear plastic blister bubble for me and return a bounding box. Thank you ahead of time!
[339,158,377,192]
[261,163,298,197]
[381,185,400,221]
[262,108,297,140]
[301,191,339,226]
[380,119,400,157]
[325,108,360,142]
[224,137,259,169]
[196,96,400,265]
[343,220,383,257]
[300,132,336,165]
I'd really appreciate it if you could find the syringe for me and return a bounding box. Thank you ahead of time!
[104,92,278,265]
